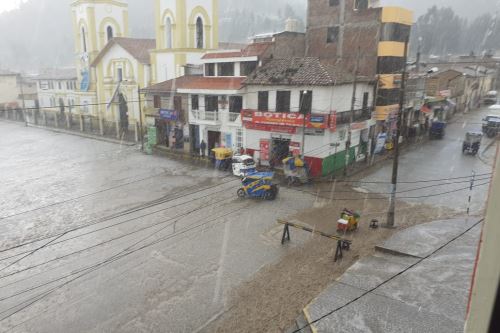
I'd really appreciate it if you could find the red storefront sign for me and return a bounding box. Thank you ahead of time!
[329,112,337,132]
[260,139,270,161]
[289,142,301,156]
[350,120,368,130]
[241,110,328,129]
[244,122,297,134]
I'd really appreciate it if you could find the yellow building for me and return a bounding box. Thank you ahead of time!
[69,0,218,136]
[375,7,413,121]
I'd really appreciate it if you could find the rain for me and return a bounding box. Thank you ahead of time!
[0,0,499,332]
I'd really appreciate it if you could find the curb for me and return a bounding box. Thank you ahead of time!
[26,123,137,146]
[374,245,423,259]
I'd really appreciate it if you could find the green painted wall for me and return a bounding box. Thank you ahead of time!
[322,147,356,177]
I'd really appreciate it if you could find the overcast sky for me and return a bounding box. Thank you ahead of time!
[0,0,496,19]
[381,0,496,19]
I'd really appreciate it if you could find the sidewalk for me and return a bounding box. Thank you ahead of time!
[293,217,481,333]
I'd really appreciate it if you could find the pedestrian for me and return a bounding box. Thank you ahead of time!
[200,139,207,158]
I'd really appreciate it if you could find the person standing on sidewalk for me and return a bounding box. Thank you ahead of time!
[200,139,207,158]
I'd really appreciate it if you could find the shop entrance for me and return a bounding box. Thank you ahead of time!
[190,125,200,152]
[208,130,221,150]
[155,119,171,147]
[270,137,291,168]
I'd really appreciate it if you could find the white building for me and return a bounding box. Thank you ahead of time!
[35,68,78,111]
[243,57,375,176]
[142,41,276,152]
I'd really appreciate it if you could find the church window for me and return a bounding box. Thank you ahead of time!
[117,68,123,82]
[196,17,204,49]
[81,27,87,52]
[107,26,114,42]
[165,17,173,48]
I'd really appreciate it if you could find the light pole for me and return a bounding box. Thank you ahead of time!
[386,38,409,228]
[300,90,308,158]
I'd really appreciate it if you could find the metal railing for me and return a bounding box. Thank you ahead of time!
[190,109,220,122]
[229,112,240,122]
[336,108,373,126]
[1,108,141,143]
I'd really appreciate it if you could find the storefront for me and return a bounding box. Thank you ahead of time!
[156,109,185,149]
[242,110,332,176]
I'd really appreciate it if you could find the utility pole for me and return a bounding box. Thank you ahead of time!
[137,86,144,151]
[386,38,409,228]
[345,47,361,176]
[300,90,308,158]
[416,37,422,73]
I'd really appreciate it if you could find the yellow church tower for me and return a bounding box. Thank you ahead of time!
[151,0,219,83]
[71,0,129,95]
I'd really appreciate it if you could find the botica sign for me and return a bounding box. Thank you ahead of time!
[241,110,328,129]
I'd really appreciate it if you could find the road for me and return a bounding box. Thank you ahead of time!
[0,123,315,332]
[360,106,498,215]
[0,105,496,332]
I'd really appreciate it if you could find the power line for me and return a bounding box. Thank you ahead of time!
[290,181,490,202]
[315,176,492,195]
[0,203,250,323]
[291,219,483,333]
[0,197,243,303]
[0,176,239,255]
[0,170,169,220]
[0,189,239,279]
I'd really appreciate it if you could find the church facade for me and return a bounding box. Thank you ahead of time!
[67,0,218,135]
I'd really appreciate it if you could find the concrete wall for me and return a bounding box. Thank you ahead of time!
[263,32,306,59]
[0,74,20,104]
[465,146,500,333]
[306,0,381,77]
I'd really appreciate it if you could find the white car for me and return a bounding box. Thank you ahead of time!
[231,155,256,177]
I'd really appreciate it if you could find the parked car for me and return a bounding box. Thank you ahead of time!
[483,91,498,105]
[482,115,500,133]
[231,154,256,177]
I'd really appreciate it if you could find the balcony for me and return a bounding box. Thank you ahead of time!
[228,112,240,122]
[336,108,373,126]
[190,110,220,123]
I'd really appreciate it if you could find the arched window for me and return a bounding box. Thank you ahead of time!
[165,17,173,48]
[107,26,114,42]
[196,17,204,49]
[81,27,87,52]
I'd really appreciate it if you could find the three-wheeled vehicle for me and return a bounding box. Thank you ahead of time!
[483,117,500,138]
[462,131,482,155]
[212,148,233,171]
[337,208,360,232]
[282,156,310,186]
[430,121,446,139]
[237,172,279,200]
[231,154,256,177]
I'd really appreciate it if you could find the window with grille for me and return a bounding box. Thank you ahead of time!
[191,95,199,110]
[327,26,339,43]
[258,91,269,111]
[276,91,291,112]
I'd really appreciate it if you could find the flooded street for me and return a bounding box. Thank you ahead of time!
[0,122,315,332]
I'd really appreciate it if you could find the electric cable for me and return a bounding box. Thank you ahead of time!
[291,219,484,333]
[0,176,239,255]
